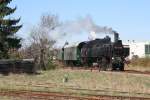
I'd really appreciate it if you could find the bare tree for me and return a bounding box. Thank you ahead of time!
[28,13,60,70]
[40,14,60,30]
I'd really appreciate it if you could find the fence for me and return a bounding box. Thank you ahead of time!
[0,59,36,75]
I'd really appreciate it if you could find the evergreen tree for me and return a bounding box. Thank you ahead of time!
[0,0,22,59]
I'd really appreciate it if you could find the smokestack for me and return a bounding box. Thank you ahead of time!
[113,31,119,42]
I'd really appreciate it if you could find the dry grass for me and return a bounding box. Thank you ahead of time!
[130,57,150,68]
[126,65,150,72]
[0,69,150,98]
[126,57,150,71]
[0,96,24,100]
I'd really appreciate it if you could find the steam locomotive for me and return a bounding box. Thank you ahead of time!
[57,31,129,71]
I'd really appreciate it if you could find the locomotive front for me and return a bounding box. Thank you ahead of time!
[112,32,130,71]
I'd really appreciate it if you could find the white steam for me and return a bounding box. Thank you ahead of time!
[89,31,97,40]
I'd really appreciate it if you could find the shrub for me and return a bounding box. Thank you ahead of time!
[45,59,56,70]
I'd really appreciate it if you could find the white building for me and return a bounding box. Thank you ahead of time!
[124,41,150,59]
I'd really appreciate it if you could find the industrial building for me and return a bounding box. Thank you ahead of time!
[124,41,150,59]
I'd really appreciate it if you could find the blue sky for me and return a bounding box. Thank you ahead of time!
[10,0,150,42]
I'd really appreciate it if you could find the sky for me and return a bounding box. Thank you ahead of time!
[10,0,150,44]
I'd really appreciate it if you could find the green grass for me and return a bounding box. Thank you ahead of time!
[0,69,150,98]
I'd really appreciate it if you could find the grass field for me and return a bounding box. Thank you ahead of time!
[0,68,150,98]
[0,96,21,100]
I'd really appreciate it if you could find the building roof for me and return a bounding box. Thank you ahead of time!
[64,41,81,48]
[123,41,150,45]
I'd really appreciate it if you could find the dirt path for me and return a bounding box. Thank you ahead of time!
[0,90,150,100]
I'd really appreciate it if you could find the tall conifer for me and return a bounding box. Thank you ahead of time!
[0,0,22,58]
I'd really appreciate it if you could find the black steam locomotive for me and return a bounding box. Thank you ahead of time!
[57,31,129,71]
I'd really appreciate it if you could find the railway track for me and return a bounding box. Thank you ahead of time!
[63,67,150,75]
[0,89,150,100]
[15,83,150,97]
[1,82,150,100]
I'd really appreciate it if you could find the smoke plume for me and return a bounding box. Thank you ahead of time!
[49,15,114,40]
